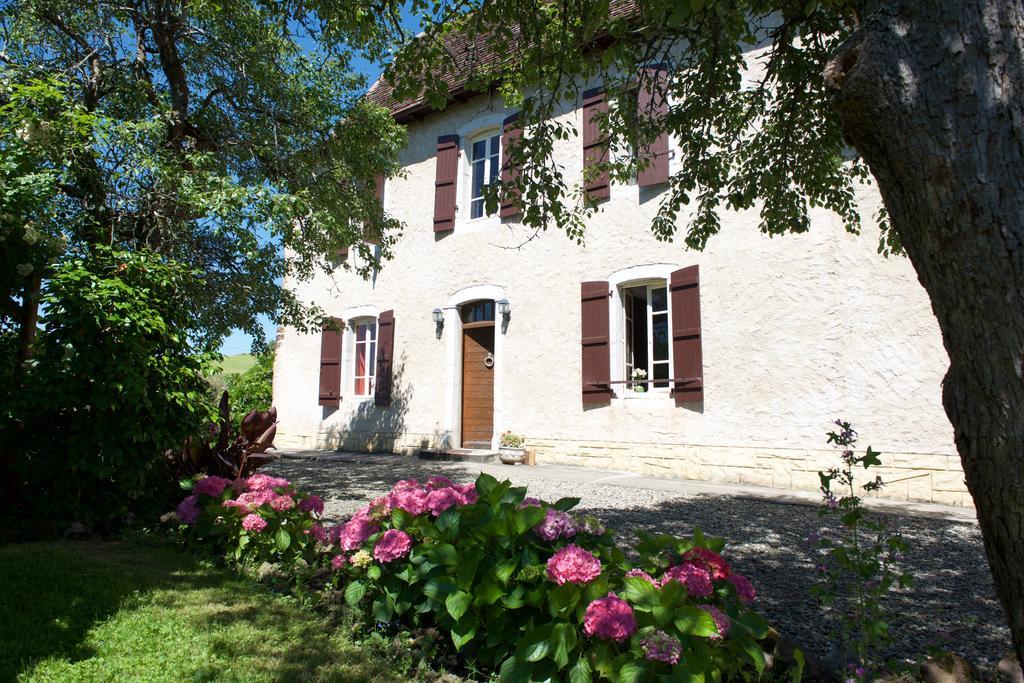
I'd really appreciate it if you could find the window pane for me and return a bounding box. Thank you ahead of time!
[355,377,365,395]
[653,362,669,388]
[650,286,667,312]
[355,344,366,377]
[652,312,669,361]
[368,342,376,374]
[472,139,486,160]
[490,134,499,156]
[471,197,484,219]
[356,323,366,342]
[472,159,486,198]
[369,322,377,341]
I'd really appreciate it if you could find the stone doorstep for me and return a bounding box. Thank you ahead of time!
[417,448,498,464]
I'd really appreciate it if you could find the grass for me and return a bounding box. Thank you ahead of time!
[0,538,414,682]
[215,353,256,376]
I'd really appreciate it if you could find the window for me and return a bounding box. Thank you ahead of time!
[622,282,671,390]
[352,319,377,397]
[469,132,500,219]
[462,300,495,324]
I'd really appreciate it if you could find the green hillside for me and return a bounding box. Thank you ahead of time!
[215,353,256,376]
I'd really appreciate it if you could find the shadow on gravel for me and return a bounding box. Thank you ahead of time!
[270,455,1011,669]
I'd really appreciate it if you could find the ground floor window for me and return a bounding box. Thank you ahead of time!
[352,318,377,397]
[622,281,671,390]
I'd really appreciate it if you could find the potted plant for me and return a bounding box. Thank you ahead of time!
[631,368,648,392]
[498,431,526,465]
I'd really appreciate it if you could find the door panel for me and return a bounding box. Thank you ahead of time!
[462,325,495,448]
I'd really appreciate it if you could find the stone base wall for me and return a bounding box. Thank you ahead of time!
[276,431,970,507]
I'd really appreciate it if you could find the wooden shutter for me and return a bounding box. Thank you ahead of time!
[433,135,460,232]
[582,87,610,201]
[581,281,612,406]
[670,266,703,405]
[500,112,522,218]
[637,64,670,187]
[337,246,349,260]
[318,318,343,407]
[374,309,395,407]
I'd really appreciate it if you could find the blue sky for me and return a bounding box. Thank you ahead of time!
[219,10,421,356]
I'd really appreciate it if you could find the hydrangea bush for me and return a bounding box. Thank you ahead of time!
[174,471,780,681]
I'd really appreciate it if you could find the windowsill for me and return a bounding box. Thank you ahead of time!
[612,391,672,402]
[351,395,374,403]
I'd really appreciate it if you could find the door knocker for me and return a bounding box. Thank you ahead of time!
[483,353,495,369]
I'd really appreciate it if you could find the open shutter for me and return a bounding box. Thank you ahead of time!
[337,246,349,260]
[365,175,385,245]
[582,87,610,201]
[433,135,460,232]
[500,112,522,218]
[581,281,612,406]
[670,266,703,405]
[637,64,670,187]
[374,309,395,407]
[318,318,343,407]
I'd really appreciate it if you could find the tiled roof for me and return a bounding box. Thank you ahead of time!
[366,1,638,123]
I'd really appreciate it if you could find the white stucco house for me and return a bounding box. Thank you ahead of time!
[272,32,969,506]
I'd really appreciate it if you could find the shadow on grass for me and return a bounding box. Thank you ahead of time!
[0,538,406,682]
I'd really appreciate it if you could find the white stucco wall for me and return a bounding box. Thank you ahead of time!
[272,85,964,505]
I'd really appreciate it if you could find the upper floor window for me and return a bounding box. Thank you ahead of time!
[469,132,500,219]
[623,281,671,391]
[352,318,377,397]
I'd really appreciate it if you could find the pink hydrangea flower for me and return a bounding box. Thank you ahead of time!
[456,483,478,504]
[242,513,268,533]
[193,476,230,498]
[699,605,731,639]
[426,475,455,490]
[270,495,295,512]
[518,497,542,509]
[373,528,413,563]
[625,568,658,585]
[389,487,428,516]
[307,524,329,544]
[177,495,201,524]
[426,487,462,516]
[223,489,276,512]
[546,544,602,585]
[583,593,637,642]
[534,508,577,541]
[298,495,324,515]
[245,473,290,492]
[661,562,714,598]
[728,573,756,604]
[335,511,380,551]
[331,554,347,570]
[683,547,731,580]
[640,630,683,664]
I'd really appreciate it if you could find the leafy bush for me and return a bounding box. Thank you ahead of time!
[223,346,274,430]
[10,248,216,524]
[176,473,780,681]
[499,431,525,448]
[176,472,324,567]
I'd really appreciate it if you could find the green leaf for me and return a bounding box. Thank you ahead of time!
[740,639,766,673]
[450,618,478,651]
[674,606,718,637]
[435,507,461,535]
[622,576,660,606]
[520,624,552,662]
[474,581,505,607]
[274,527,291,552]
[344,580,366,606]
[495,558,518,584]
[476,472,499,498]
[550,622,578,669]
[553,497,581,511]
[548,583,580,617]
[446,590,472,621]
[513,505,548,535]
[568,657,593,683]
[366,564,382,581]
[499,655,534,683]
[391,508,413,529]
[425,543,459,566]
[423,578,458,600]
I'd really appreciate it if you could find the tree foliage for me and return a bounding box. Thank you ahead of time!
[1,0,408,348]
[224,345,275,430]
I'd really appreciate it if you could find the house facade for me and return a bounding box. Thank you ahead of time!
[273,50,969,506]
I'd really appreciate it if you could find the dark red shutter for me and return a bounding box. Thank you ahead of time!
[433,135,459,232]
[670,266,703,405]
[582,87,610,201]
[500,112,522,218]
[318,318,343,406]
[374,309,395,407]
[337,246,349,260]
[363,175,385,245]
[637,64,670,187]
[581,281,612,406]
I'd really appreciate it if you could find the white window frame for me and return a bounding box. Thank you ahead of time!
[466,129,501,221]
[621,279,673,395]
[350,316,378,399]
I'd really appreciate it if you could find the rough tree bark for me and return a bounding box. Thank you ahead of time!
[828,0,1024,662]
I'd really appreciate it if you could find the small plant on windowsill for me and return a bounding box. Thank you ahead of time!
[631,367,648,392]
[498,431,526,465]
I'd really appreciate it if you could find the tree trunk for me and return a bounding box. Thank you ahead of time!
[828,0,1024,662]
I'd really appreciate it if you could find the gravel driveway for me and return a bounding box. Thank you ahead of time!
[267,452,1011,672]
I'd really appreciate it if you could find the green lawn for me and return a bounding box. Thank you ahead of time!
[0,539,412,682]
[216,353,257,376]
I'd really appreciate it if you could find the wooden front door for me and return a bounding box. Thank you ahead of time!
[461,323,495,448]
